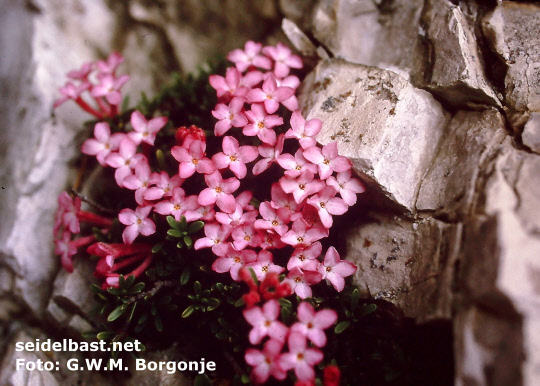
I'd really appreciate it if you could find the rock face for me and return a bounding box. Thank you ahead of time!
[300,59,448,212]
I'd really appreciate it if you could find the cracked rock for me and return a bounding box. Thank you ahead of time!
[483,2,540,114]
[299,59,449,212]
[522,112,540,154]
[423,0,501,108]
[416,109,506,217]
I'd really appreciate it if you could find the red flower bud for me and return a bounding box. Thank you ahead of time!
[175,125,206,146]
[323,365,341,386]
[243,290,261,308]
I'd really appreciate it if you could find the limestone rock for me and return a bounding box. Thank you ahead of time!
[300,59,449,212]
[346,213,459,321]
[416,109,506,217]
[311,0,428,83]
[483,2,540,113]
[423,0,501,108]
[125,346,190,386]
[522,113,540,154]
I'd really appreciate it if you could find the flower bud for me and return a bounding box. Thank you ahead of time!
[176,125,206,147]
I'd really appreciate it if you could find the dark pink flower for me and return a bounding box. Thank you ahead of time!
[105,136,146,187]
[254,202,290,236]
[245,339,287,384]
[227,41,272,72]
[198,171,240,213]
[127,110,168,146]
[326,170,366,206]
[118,206,156,245]
[212,246,257,281]
[212,97,248,136]
[303,142,352,180]
[171,140,216,178]
[279,332,323,382]
[279,171,325,204]
[247,250,285,281]
[286,267,322,299]
[252,134,285,175]
[212,136,258,179]
[243,299,289,344]
[287,242,322,271]
[281,219,326,248]
[263,42,303,78]
[291,302,337,347]
[319,247,357,292]
[193,223,232,256]
[306,186,348,228]
[277,149,318,178]
[154,188,199,221]
[285,111,322,149]
[247,75,295,114]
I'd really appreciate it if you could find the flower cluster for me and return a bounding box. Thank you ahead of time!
[54,52,129,118]
[53,42,366,384]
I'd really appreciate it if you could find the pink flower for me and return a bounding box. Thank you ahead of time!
[326,170,366,206]
[291,302,337,347]
[54,232,77,272]
[154,188,199,221]
[96,52,124,74]
[212,136,258,179]
[91,73,130,106]
[215,203,257,227]
[274,74,300,111]
[184,204,215,222]
[81,122,123,166]
[277,149,318,178]
[53,81,91,109]
[303,142,352,180]
[279,332,323,382]
[254,202,290,236]
[247,250,285,281]
[57,191,81,234]
[105,136,146,187]
[263,42,303,78]
[123,159,152,205]
[212,97,248,136]
[319,247,357,292]
[209,67,249,100]
[286,267,322,299]
[212,246,257,281]
[144,172,183,201]
[127,111,168,146]
[193,223,232,256]
[231,223,264,250]
[252,134,285,175]
[227,41,272,72]
[246,75,295,114]
[245,339,287,384]
[243,299,289,344]
[198,171,240,213]
[269,183,301,220]
[306,186,348,228]
[118,206,156,245]
[287,242,322,271]
[67,62,93,80]
[281,219,326,248]
[244,103,283,145]
[260,231,287,250]
[285,111,322,149]
[171,140,216,178]
[280,171,325,204]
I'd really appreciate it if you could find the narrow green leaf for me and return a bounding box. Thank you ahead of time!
[81,332,97,339]
[154,315,163,332]
[180,215,187,231]
[176,241,184,248]
[351,288,360,309]
[278,298,292,308]
[118,275,126,288]
[128,282,145,294]
[121,95,130,112]
[166,216,180,230]
[125,275,135,288]
[234,297,245,307]
[188,221,205,234]
[361,303,377,315]
[241,374,251,384]
[151,242,164,254]
[194,281,202,294]
[138,312,148,325]
[215,282,224,292]
[183,235,193,248]
[334,321,351,334]
[167,229,182,238]
[207,298,221,311]
[127,302,137,324]
[90,284,103,294]
[182,305,195,318]
[97,293,108,302]
[96,331,115,341]
[107,287,121,296]
[108,305,128,322]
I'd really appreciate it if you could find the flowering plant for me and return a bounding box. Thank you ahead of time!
[51,42,406,385]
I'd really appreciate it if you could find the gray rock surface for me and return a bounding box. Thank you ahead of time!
[522,113,540,154]
[300,58,449,212]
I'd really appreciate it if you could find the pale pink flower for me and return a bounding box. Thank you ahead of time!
[277,148,318,178]
[254,202,290,236]
[127,110,168,146]
[198,171,240,213]
[247,250,285,281]
[269,183,301,220]
[306,186,348,228]
[274,74,300,111]
[212,246,257,281]
[154,188,199,221]
[326,170,366,206]
[193,223,233,256]
[246,75,295,114]
[263,42,303,78]
[281,218,326,248]
[96,52,124,74]
[91,73,130,106]
[243,299,288,344]
[123,159,152,205]
[57,191,81,234]
[184,204,215,222]
[231,223,264,250]
[81,122,123,166]
[319,247,357,292]
[279,171,325,204]
[53,81,91,108]
[209,67,249,100]
[212,136,258,179]
[118,206,156,245]
[287,242,322,271]
[286,267,322,299]
[105,136,146,187]
[144,172,183,200]
[245,339,287,384]
[171,140,216,178]
[284,110,322,149]
[54,232,77,272]
[67,62,93,80]
[215,203,257,227]
[227,41,272,72]
[280,333,323,382]
[212,97,248,136]
[291,302,337,347]
[303,142,352,180]
[252,134,285,175]
[244,103,283,145]
[237,190,255,211]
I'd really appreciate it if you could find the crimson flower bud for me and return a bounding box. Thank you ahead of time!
[175,125,206,146]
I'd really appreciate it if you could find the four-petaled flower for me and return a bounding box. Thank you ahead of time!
[245,339,287,384]
[243,299,289,344]
[212,136,258,179]
[198,171,240,213]
[127,110,168,146]
[291,302,337,347]
[118,206,156,245]
[279,332,323,382]
[319,247,357,292]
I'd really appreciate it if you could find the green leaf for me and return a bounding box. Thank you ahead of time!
[118,275,126,288]
[182,305,195,318]
[278,298,292,308]
[176,241,184,248]
[183,235,193,248]
[108,304,128,322]
[180,215,187,230]
[154,315,163,332]
[166,216,180,230]
[215,331,229,340]
[361,303,377,316]
[234,297,245,307]
[194,281,202,294]
[151,242,164,254]
[138,313,148,325]
[334,321,351,334]
[121,95,130,112]
[127,302,137,324]
[81,332,97,339]
[90,284,103,294]
[351,288,360,309]
[215,282,224,292]
[207,298,221,311]
[97,331,115,341]
[167,229,182,238]
[241,374,251,384]
[128,282,145,294]
[188,221,205,234]
[97,293,108,302]
[194,374,212,386]
[107,287,121,296]
[125,275,135,288]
